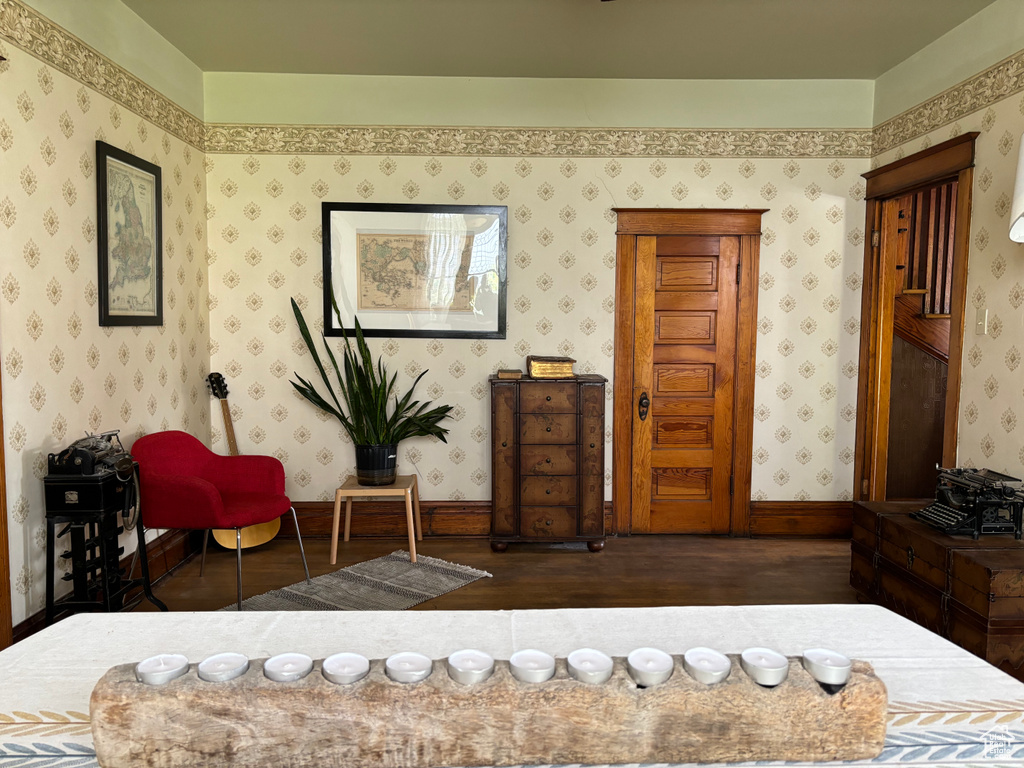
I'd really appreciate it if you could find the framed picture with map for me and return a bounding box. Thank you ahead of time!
[96,141,163,326]
[322,202,507,338]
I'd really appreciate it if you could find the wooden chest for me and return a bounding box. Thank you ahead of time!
[490,375,606,552]
[851,501,1024,681]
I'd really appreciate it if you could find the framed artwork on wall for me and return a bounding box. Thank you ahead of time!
[96,141,163,326]
[322,202,508,338]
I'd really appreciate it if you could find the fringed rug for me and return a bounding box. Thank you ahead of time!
[228,550,492,611]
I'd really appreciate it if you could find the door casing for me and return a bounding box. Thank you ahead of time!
[854,134,977,501]
[612,209,764,535]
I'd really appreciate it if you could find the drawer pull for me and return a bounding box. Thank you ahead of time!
[545,458,551,464]
[590,443,595,448]
[906,546,915,570]
[546,395,552,401]
[545,519,553,526]
[501,441,507,448]
[545,489,552,495]
[546,426,552,432]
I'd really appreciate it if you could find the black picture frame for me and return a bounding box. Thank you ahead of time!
[96,140,163,326]
[322,202,507,339]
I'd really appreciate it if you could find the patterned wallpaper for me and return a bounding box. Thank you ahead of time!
[206,153,867,505]
[874,92,1024,479]
[0,39,209,624]
[5,0,1024,626]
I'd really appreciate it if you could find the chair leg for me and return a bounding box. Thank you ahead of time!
[292,507,312,584]
[235,528,243,611]
[200,529,209,577]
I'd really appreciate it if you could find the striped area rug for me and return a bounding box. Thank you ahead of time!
[230,550,492,611]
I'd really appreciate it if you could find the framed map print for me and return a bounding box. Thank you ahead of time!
[96,141,162,326]
[322,203,507,338]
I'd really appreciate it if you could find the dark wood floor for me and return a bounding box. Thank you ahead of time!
[133,536,858,612]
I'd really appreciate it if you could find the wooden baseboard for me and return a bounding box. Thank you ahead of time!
[13,527,199,644]
[282,501,618,539]
[749,501,853,538]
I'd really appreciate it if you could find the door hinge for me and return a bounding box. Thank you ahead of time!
[871,230,880,248]
[729,475,734,496]
[862,478,870,496]
[736,260,741,285]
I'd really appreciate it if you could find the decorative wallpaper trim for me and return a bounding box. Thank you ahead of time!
[0,0,205,149]
[6,0,1024,160]
[203,124,874,158]
[873,47,1024,154]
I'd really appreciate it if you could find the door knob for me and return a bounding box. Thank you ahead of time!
[638,392,650,421]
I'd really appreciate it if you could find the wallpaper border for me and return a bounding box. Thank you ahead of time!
[873,47,1024,154]
[0,0,206,149]
[1,0,1024,160]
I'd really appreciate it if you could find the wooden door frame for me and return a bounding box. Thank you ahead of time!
[854,133,978,501]
[612,209,765,536]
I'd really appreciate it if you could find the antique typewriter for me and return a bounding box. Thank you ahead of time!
[911,467,1024,539]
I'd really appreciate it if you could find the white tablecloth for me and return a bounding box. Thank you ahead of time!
[1,604,1021,766]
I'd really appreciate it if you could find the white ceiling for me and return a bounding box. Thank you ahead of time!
[120,0,998,80]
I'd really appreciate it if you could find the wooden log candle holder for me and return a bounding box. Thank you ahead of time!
[90,655,887,767]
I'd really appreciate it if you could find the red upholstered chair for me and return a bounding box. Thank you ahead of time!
[132,430,311,610]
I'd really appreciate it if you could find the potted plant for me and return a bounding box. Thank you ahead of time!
[289,297,453,486]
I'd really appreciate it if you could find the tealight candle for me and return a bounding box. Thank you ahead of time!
[509,649,556,683]
[801,648,851,686]
[446,649,495,685]
[322,653,370,685]
[385,652,433,684]
[567,648,614,685]
[740,647,789,687]
[135,654,189,685]
[627,647,674,687]
[683,647,731,685]
[263,653,313,683]
[198,652,249,683]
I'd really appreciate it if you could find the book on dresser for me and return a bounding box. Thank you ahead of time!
[490,374,606,552]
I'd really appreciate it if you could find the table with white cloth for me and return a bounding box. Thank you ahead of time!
[1,604,1022,766]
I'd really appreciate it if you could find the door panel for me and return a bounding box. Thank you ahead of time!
[632,235,738,533]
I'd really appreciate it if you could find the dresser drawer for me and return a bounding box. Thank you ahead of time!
[520,382,577,413]
[520,445,577,475]
[521,476,577,505]
[520,414,576,444]
[520,507,577,538]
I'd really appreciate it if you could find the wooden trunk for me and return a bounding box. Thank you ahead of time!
[851,501,1024,680]
[91,655,886,768]
[490,375,606,550]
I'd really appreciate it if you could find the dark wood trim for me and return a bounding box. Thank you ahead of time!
[614,209,768,236]
[731,234,760,536]
[863,133,979,200]
[0,352,11,649]
[612,233,637,536]
[283,501,617,539]
[855,136,977,502]
[943,167,973,467]
[749,501,853,538]
[13,527,198,644]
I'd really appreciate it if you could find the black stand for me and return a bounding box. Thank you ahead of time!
[45,475,166,626]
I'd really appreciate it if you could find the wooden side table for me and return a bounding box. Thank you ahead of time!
[331,474,423,564]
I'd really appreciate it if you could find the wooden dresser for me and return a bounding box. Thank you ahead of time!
[490,375,606,552]
[851,501,1024,681]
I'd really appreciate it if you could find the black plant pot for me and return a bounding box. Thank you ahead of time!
[354,444,398,486]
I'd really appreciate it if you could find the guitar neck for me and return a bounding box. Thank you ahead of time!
[219,399,239,456]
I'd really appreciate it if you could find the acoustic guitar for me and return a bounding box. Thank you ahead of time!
[207,372,281,549]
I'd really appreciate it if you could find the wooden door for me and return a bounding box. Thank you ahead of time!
[631,235,738,533]
[613,209,763,536]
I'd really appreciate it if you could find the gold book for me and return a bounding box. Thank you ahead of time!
[496,369,523,379]
[527,355,575,379]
